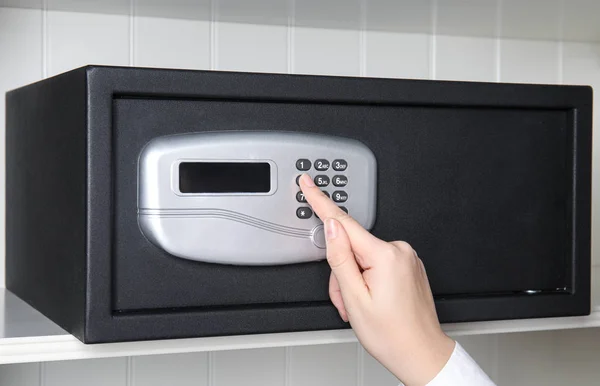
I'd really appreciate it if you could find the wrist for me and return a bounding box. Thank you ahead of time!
[387,332,456,386]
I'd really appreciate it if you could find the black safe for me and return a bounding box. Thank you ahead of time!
[5,66,592,343]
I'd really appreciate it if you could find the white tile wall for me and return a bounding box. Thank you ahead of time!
[500,39,560,84]
[46,10,129,76]
[2,1,600,385]
[132,353,208,386]
[44,358,128,386]
[435,36,496,81]
[289,343,358,386]
[213,348,285,386]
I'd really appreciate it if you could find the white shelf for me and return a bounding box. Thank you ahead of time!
[2,288,600,365]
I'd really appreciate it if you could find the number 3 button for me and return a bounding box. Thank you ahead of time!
[332,159,347,171]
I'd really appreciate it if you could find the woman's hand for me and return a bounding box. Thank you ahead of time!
[299,174,455,386]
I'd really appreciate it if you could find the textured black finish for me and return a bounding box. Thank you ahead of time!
[6,68,88,341]
[5,66,592,343]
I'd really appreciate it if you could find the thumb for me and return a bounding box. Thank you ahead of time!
[324,218,369,303]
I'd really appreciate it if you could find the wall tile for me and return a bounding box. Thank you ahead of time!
[132,0,210,20]
[133,353,208,386]
[496,331,557,385]
[550,328,600,384]
[0,362,40,386]
[294,0,360,29]
[217,23,287,73]
[366,32,429,79]
[218,0,288,25]
[436,36,496,81]
[290,343,358,386]
[501,0,561,40]
[294,27,360,76]
[0,7,43,289]
[563,0,600,42]
[436,0,497,38]
[500,39,559,84]
[213,348,285,386]
[45,358,127,386]
[562,42,600,266]
[366,0,431,34]
[455,335,498,381]
[134,16,209,69]
[47,0,128,14]
[361,347,398,386]
[47,10,129,76]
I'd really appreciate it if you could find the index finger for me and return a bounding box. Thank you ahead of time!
[299,174,384,255]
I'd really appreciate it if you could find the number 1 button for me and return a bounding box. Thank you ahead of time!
[296,159,311,171]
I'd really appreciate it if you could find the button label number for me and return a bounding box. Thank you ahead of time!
[332,159,348,171]
[333,191,348,203]
[296,159,311,171]
[296,191,307,202]
[314,175,330,187]
[332,175,348,187]
[314,159,330,171]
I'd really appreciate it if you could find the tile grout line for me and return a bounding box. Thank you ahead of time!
[429,0,438,80]
[207,351,215,386]
[557,0,565,84]
[287,0,295,74]
[490,334,500,383]
[285,346,292,386]
[41,0,48,78]
[359,0,367,77]
[209,0,218,70]
[129,0,135,67]
[38,362,45,386]
[356,344,365,386]
[495,0,502,82]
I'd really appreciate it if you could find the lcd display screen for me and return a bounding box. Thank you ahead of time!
[179,162,271,193]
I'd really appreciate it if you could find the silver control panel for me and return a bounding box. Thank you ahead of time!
[137,131,377,265]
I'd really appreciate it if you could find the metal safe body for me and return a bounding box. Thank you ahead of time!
[5,66,592,343]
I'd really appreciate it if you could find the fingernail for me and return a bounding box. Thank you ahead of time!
[325,218,338,240]
[301,174,315,187]
[340,311,349,323]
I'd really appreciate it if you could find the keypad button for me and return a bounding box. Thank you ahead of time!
[332,175,348,187]
[332,159,348,171]
[322,191,330,198]
[296,207,313,219]
[296,175,301,186]
[296,159,311,171]
[296,191,307,203]
[314,159,330,171]
[339,206,348,214]
[332,191,348,203]
[314,175,330,187]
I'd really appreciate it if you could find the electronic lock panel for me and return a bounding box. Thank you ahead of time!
[137,131,377,265]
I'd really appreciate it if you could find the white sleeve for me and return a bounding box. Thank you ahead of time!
[425,342,496,386]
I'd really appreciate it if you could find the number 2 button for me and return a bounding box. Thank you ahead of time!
[314,159,330,171]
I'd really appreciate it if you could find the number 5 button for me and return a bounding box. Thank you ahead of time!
[314,175,330,187]
[332,175,348,187]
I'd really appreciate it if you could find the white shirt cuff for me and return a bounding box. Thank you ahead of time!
[425,342,496,386]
